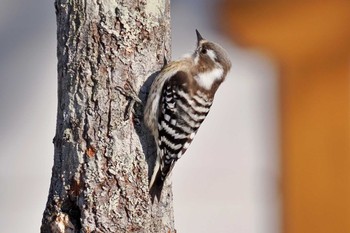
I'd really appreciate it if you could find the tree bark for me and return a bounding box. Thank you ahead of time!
[41,0,173,232]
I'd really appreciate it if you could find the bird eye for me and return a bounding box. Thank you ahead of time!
[201,48,207,54]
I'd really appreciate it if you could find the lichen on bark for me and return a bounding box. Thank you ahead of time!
[41,0,174,232]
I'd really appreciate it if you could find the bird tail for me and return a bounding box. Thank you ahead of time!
[149,168,165,203]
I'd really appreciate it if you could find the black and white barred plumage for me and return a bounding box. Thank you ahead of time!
[144,30,231,202]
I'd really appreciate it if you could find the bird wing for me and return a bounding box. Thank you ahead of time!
[157,71,212,179]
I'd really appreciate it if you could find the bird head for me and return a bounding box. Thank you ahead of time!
[193,30,231,75]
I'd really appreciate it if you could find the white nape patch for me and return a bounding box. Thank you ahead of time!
[206,49,216,61]
[195,68,224,90]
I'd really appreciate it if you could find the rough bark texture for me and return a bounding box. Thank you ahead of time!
[41,0,173,232]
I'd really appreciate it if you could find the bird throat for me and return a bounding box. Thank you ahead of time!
[194,68,224,90]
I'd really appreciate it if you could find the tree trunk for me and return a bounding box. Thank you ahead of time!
[41,0,173,232]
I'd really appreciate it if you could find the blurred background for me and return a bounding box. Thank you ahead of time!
[0,0,349,233]
[218,1,350,233]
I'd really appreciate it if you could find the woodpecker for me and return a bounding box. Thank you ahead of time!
[144,30,231,202]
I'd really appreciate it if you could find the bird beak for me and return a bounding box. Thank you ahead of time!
[196,29,204,46]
